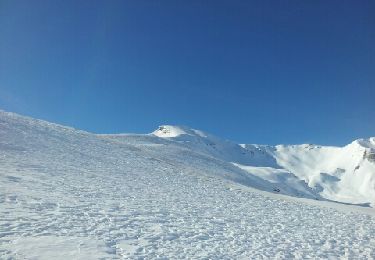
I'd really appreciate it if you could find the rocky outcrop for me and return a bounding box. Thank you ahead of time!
[364,150,375,162]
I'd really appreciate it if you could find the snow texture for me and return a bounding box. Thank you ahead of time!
[1,111,375,259]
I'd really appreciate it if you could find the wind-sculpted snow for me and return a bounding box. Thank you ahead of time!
[1,111,375,259]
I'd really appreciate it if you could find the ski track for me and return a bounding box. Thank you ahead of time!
[1,111,375,259]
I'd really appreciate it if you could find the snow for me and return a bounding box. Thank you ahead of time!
[1,110,375,258]
[152,125,209,139]
[232,163,318,199]
[2,237,113,259]
[153,123,375,206]
[271,141,375,205]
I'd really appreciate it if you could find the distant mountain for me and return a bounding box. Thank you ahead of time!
[151,125,375,206]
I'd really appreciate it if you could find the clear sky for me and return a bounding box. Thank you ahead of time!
[0,0,374,145]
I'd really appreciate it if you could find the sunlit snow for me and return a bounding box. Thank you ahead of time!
[1,111,375,258]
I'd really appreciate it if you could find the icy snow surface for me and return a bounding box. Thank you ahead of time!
[1,111,375,259]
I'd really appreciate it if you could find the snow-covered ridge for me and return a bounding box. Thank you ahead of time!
[1,110,374,206]
[271,141,375,205]
[2,110,375,258]
[142,126,374,206]
[152,125,208,138]
[91,121,375,205]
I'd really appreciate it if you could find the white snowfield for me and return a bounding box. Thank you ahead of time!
[1,111,375,259]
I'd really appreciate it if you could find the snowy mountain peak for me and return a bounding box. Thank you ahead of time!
[152,125,207,138]
[352,137,375,149]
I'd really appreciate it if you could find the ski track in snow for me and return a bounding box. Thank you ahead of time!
[1,111,375,259]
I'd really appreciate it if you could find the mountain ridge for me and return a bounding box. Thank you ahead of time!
[2,109,375,258]
[1,110,374,205]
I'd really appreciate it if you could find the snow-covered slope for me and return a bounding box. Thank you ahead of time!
[271,140,375,205]
[151,125,375,206]
[1,111,375,259]
[152,125,278,167]
[149,125,319,199]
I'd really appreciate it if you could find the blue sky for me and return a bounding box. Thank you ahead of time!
[0,0,374,145]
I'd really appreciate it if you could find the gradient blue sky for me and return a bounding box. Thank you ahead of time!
[0,0,374,145]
